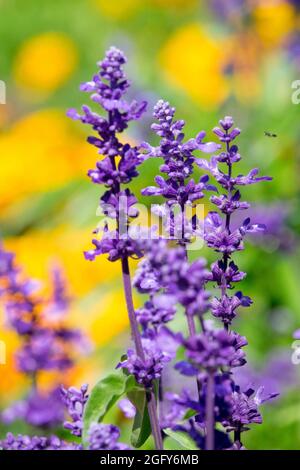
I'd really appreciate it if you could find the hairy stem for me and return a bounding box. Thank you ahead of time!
[147,389,164,450]
[121,255,163,450]
[183,245,202,394]
[234,427,242,449]
[205,371,215,451]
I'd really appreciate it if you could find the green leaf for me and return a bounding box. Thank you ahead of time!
[82,371,136,446]
[127,387,151,448]
[164,428,198,450]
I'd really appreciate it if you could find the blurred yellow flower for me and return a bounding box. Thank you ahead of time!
[14,32,77,94]
[93,0,141,18]
[85,290,129,345]
[152,0,197,7]
[159,23,230,108]
[0,109,95,208]
[254,1,296,48]
[4,227,120,297]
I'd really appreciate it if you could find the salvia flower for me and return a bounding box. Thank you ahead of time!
[60,384,89,437]
[68,47,147,263]
[199,117,271,332]
[141,100,219,242]
[222,386,278,434]
[0,433,81,450]
[88,423,130,450]
[2,388,64,428]
[177,330,247,374]
[117,347,170,389]
[136,298,176,333]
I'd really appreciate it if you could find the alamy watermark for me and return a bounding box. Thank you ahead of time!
[95,198,205,251]
[291,340,300,365]
[0,80,6,104]
[291,80,300,104]
[0,340,6,364]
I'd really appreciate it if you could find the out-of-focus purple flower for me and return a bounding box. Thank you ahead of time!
[118,398,136,419]
[133,239,186,294]
[168,257,210,317]
[0,243,87,380]
[136,299,176,332]
[44,266,71,321]
[286,31,300,69]
[232,204,296,253]
[61,384,89,437]
[2,388,64,428]
[210,0,247,20]
[88,423,130,450]
[0,244,15,279]
[233,350,298,397]
[0,433,81,450]
[294,329,300,340]
[16,329,70,373]
[134,240,210,318]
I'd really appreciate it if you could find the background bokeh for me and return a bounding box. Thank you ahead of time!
[0,0,300,449]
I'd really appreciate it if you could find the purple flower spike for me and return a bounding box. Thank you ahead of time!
[141,99,220,242]
[0,433,81,450]
[61,384,89,437]
[68,47,147,262]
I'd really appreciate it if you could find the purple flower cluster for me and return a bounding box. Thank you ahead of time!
[134,240,210,319]
[2,387,64,429]
[178,329,247,373]
[141,100,219,243]
[222,385,279,437]
[117,347,170,389]
[88,423,130,450]
[0,433,80,450]
[199,117,271,328]
[68,47,147,263]
[69,48,166,450]
[166,116,275,449]
[61,384,89,437]
[1,382,127,451]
